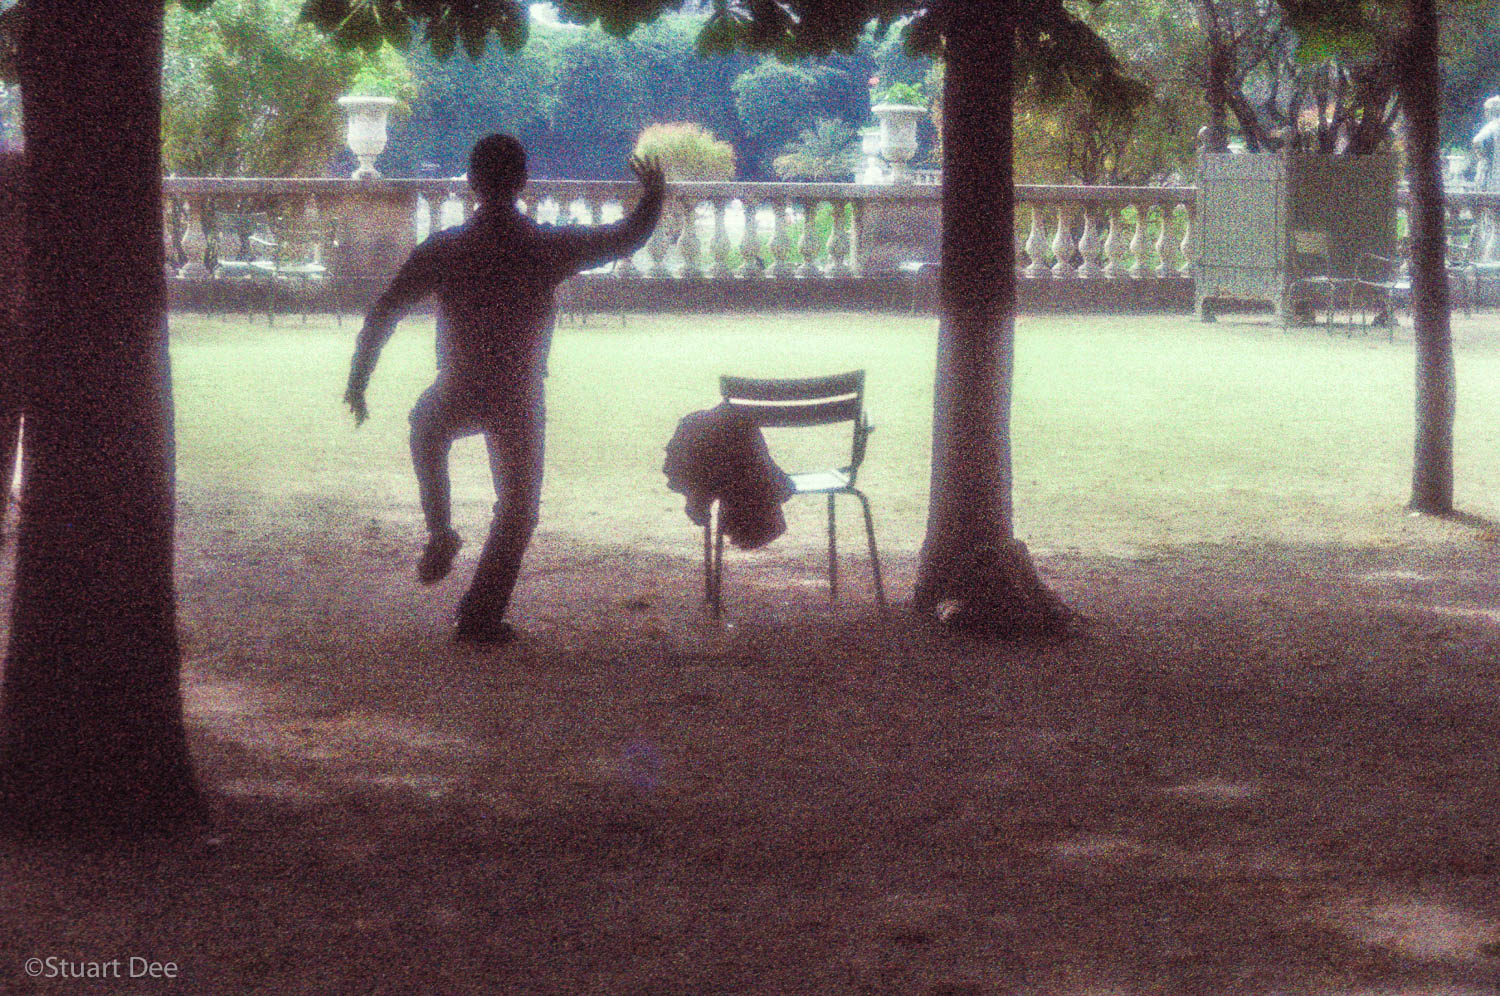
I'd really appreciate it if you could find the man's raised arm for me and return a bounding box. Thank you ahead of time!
[563,155,666,274]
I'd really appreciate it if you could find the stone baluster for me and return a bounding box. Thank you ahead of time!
[706,198,732,278]
[825,201,851,277]
[1482,203,1499,262]
[294,194,321,264]
[641,196,671,277]
[845,200,862,276]
[766,200,791,278]
[1050,205,1077,279]
[676,196,703,277]
[414,195,433,244]
[738,198,764,277]
[795,200,819,277]
[1128,204,1148,278]
[1076,206,1102,279]
[179,194,211,279]
[440,190,466,230]
[1178,201,1194,276]
[1024,204,1050,278]
[1153,203,1172,277]
[1101,207,1124,278]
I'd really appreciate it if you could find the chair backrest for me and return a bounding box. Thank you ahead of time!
[210,211,273,263]
[719,370,870,475]
[269,220,336,270]
[1289,229,1332,277]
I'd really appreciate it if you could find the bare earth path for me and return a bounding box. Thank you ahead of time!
[5,512,1500,994]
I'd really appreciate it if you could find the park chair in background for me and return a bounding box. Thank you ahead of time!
[557,261,625,327]
[204,209,338,325]
[262,217,340,326]
[706,370,887,617]
[1283,230,1354,330]
[206,210,274,321]
[898,259,939,314]
[1355,240,1474,339]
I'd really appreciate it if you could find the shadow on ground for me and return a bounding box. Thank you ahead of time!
[4,523,1500,994]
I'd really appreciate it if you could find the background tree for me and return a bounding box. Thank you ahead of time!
[1282,0,1468,514]
[163,0,415,176]
[731,61,849,177]
[772,117,859,181]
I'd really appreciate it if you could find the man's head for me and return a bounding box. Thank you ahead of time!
[469,134,527,202]
[1486,95,1500,121]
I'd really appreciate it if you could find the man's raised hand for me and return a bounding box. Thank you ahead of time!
[628,154,666,197]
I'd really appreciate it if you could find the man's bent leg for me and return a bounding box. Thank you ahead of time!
[409,383,469,583]
[456,397,545,638]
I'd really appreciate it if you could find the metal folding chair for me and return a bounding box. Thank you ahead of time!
[706,370,887,616]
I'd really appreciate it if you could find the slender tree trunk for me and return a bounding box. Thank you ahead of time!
[0,0,203,833]
[1405,0,1455,515]
[1204,43,1232,152]
[913,1,1072,636]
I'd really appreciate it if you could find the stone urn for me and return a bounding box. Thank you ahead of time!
[1447,150,1472,188]
[338,95,398,180]
[871,103,926,184]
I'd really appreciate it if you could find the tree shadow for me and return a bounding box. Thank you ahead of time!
[7,532,1500,992]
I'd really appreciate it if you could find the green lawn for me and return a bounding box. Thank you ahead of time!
[168,309,1500,560]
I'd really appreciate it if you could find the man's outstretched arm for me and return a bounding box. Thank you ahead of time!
[344,245,444,425]
[561,155,666,274]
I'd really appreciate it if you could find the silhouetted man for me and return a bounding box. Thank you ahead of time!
[345,135,665,645]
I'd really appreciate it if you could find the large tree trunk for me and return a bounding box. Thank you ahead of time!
[1405,0,1455,515]
[912,1,1073,637]
[0,0,203,833]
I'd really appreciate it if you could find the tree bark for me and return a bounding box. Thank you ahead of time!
[1404,0,1455,515]
[0,0,203,833]
[912,1,1073,637]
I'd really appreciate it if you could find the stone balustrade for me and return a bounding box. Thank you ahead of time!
[1414,189,1500,266]
[161,176,1500,311]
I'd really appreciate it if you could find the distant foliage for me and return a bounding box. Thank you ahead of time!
[162,0,415,177]
[633,123,737,181]
[773,118,860,181]
[876,81,925,106]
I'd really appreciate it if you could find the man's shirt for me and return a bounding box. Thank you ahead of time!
[350,190,662,403]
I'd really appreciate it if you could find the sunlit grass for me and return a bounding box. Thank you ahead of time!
[168,309,1500,559]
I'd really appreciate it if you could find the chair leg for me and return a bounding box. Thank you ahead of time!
[703,516,713,606]
[713,515,725,618]
[826,493,838,601]
[853,489,888,614]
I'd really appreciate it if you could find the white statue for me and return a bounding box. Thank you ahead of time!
[1474,95,1500,192]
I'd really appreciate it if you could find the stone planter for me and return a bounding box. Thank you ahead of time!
[871,103,926,184]
[337,95,398,180]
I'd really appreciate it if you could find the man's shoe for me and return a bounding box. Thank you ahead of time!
[453,620,517,648]
[417,529,463,585]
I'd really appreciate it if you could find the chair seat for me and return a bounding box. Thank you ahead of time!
[789,468,851,493]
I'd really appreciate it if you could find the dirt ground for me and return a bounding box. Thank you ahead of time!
[4,511,1500,994]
